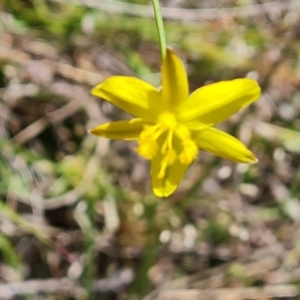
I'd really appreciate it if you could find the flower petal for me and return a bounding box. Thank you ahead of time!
[89,118,150,140]
[151,136,190,197]
[92,76,162,120]
[162,48,189,111]
[194,127,257,163]
[151,157,189,197]
[178,79,261,126]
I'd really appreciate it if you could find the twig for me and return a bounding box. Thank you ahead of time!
[0,45,105,85]
[8,135,110,210]
[144,245,285,300]
[0,268,134,299]
[153,286,298,300]
[0,201,54,247]
[12,97,83,145]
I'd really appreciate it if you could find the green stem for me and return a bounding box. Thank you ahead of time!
[151,0,167,61]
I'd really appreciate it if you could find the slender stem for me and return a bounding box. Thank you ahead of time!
[151,0,167,61]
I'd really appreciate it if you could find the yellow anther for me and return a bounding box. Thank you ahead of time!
[136,139,158,160]
[136,125,160,159]
[179,139,198,165]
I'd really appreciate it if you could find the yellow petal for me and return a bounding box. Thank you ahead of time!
[151,158,189,197]
[194,127,257,163]
[151,137,190,197]
[178,79,261,126]
[162,48,189,111]
[92,76,162,120]
[89,118,150,140]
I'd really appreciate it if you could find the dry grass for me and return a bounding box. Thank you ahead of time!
[1,0,300,299]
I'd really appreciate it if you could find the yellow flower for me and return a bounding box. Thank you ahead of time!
[90,49,261,197]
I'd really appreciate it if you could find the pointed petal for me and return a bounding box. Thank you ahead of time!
[194,127,257,163]
[178,79,261,126]
[151,153,190,198]
[92,76,162,120]
[89,118,150,140]
[162,48,189,111]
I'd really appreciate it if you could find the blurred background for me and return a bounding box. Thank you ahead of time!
[1,0,300,299]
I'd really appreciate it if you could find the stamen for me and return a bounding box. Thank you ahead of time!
[136,125,160,159]
[136,139,158,159]
[179,139,198,164]
[136,111,198,171]
[157,148,176,179]
[161,130,174,154]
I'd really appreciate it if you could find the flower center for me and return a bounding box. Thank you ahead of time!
[136,112,198,178]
